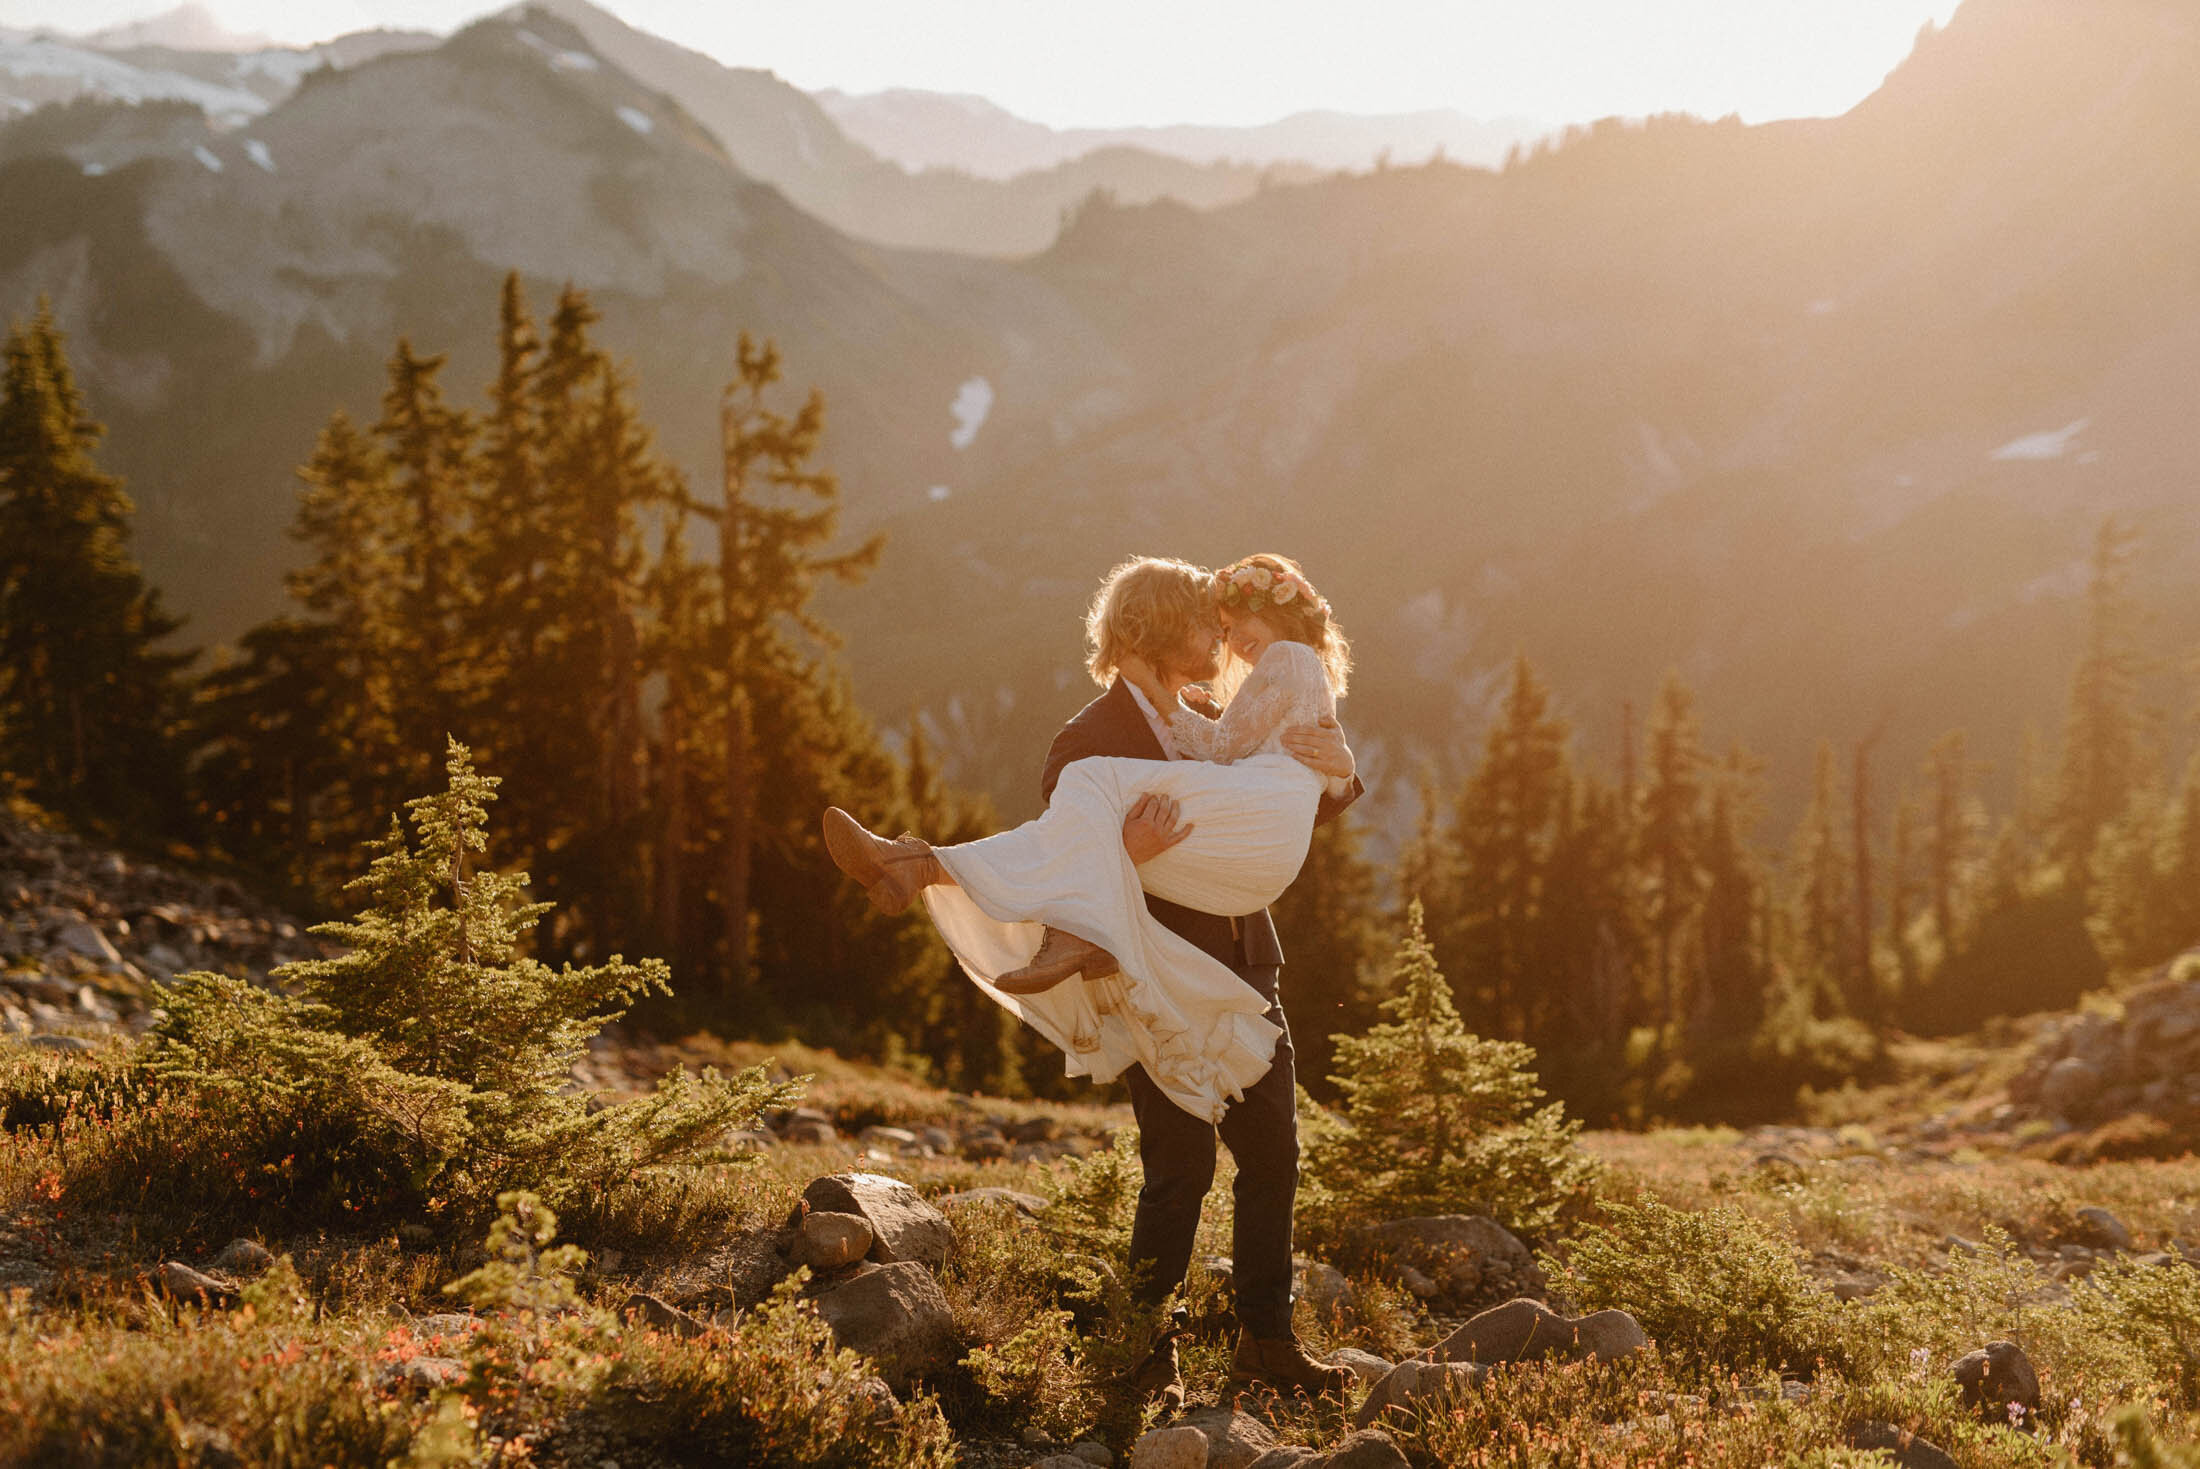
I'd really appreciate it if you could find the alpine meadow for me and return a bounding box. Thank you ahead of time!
[2,0,2199,1465]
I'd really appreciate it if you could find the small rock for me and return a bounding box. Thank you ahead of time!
[623,1291,710,1338]
[1952,1341,2040,1421]
[935,1187,1051,1217]
[27,1034,95,1052]
[374,1356,466,1392]
[1072,1441,1114,1466]
[1035,1458,1095,1469]
[411,1313,478,1339]
[1828,1270,1883,1301]
[726,1129,778,1151]
[1396,1266,1438,1299]
[1008,1116,1059,1144]
[799,1210,877,1270]
[1353,1359,1490,1431]
[1847,1421,1958,1469]
[156,1261,239,1308]
[2038,1057,2102,1117]
[1131,1426,1210,1469]
[960,1133,1010,1162]
[1298,1260,1354,1316]
[52,920,121,967]
[1431,1298,1645,1365]
[784,1119,839,1145]
[208,1239,275,1278]
[1177,1406,1278,1469]
[813,1260,955,1390]
[1330,1346,1394,1385]
[1243,1452,1319,1469]
[1319,1430,1410,1469]
[2072,1206,2134,1253]
[1025,1425,1058,1447]
[804,1173,954,1270]
[919,1125,956,1153]
[861,1125,921,1151]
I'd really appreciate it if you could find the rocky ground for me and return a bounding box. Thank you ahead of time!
[8,805,2200,1466]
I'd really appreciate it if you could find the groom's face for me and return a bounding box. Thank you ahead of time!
[1165,608,1224,686]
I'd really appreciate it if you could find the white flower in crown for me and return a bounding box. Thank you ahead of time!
[1250,567,1275,589]
[1231,567,1259,589]
[1271,580,1299,605]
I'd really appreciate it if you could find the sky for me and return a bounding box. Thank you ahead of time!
[7,0,1970,129]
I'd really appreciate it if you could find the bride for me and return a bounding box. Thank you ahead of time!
[823,554,1351,1123]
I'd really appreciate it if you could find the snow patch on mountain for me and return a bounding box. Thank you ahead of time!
[1991,418,2089,461]
[516,29,599,73]
[243,138,273,172]
[949,376,993,450]
[192,143,221,172]
[0,39,267,123]
[617,105,652,134]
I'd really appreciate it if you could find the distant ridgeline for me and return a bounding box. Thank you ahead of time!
[2,275,2196,1125]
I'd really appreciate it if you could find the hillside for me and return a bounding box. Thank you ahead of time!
[2,0,2197,833]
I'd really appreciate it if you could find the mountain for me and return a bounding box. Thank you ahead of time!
[2,0,2196,835]
[81,4,273,51]
[502,0,1318,256]
[0,26,438,126]
[813,88,1550,178]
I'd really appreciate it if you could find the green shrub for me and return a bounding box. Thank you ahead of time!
[1302,903,1598,1240]
[2073,1256,2200,1409]
[45,740,797,1237]
[1544,1193,1842,1376]
[2119,1408,2200,1468]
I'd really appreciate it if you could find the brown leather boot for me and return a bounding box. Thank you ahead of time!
[821,807,943,916]
[995,925,1120,995]
[1230,1330,1353,1399]
[1124,1309,1188,1414]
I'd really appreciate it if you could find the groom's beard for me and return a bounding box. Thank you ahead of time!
[1170,645,1222,687]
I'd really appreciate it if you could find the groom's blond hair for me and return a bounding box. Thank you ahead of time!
[1085,556,1211,687]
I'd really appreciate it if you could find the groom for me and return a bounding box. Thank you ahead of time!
[1039,555,1362,1404]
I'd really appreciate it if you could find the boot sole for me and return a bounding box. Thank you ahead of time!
[995,949,1120,996]
[821,808,923,916]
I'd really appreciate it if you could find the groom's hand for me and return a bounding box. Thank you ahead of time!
[1282,716,1355,782]
[1123,793,1192,864]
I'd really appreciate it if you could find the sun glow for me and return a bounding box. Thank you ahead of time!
[21,0,1968,130]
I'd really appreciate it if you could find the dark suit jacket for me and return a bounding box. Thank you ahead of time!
[1040,677,1364,972]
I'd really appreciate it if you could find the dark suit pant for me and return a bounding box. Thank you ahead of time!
[1121,964,1297,1339]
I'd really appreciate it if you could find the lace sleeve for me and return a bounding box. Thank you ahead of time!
[1163,641,1328,764]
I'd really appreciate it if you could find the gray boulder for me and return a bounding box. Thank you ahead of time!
[813,1260,955,1389]
[1316,1432,1409,1469]
[53,920,121,967]
[1176,1407,1279,1469]
[2038,1056,2101,1118]
[208,1239,275,1278]
[156,1261,239,1308]
[798,1210,876,1270]
[1129,1426,1209,1469]
[1330,1346,1395,1385]
[374,1356,466,1391]
[1952,1340,2040,1421]
[1430,1297,1646,1365]
[804,1173,955,1270]
[935,1186,1051,1217]
[2072,1206,2134,1253]
[1847,1421,1958,1469]
[1297,1259,1354,1317]
[1366,1215,1543,1309]
[1352,1358,1490,1431]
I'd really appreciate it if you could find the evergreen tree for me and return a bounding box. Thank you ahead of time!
[665,333,881,1015]
[1784,741,1851,1015]
[1636,670,1707,1027]
[2054,515,2150,886]
[1302,901,1596,1236]
[1449,653,1569,1040]
[1696,752,1767,1044]
[1921,728,1984,956]
[1537,774,1640,1099]
[2088,752,2200,972]
[0,300,190,821]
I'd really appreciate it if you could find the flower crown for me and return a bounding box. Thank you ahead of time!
[1213,562,1326,617]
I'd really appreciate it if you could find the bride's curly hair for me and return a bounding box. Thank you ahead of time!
[1211,553,1351,697]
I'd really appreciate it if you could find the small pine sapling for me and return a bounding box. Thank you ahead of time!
[1302,901,1597,1238]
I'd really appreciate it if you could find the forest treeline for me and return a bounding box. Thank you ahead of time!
[3,285,2196,1121]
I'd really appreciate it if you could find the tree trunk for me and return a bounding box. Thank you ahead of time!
[721,686,754,1012]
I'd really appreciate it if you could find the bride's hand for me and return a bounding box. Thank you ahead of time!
[1282,716,1355,783]
[1117,654,1169,707]
[1179,685,1221,719]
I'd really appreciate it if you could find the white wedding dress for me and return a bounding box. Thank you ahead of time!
[922,639,1339,1122]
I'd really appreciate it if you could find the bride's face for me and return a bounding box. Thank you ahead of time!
[1219,607,1278,666]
